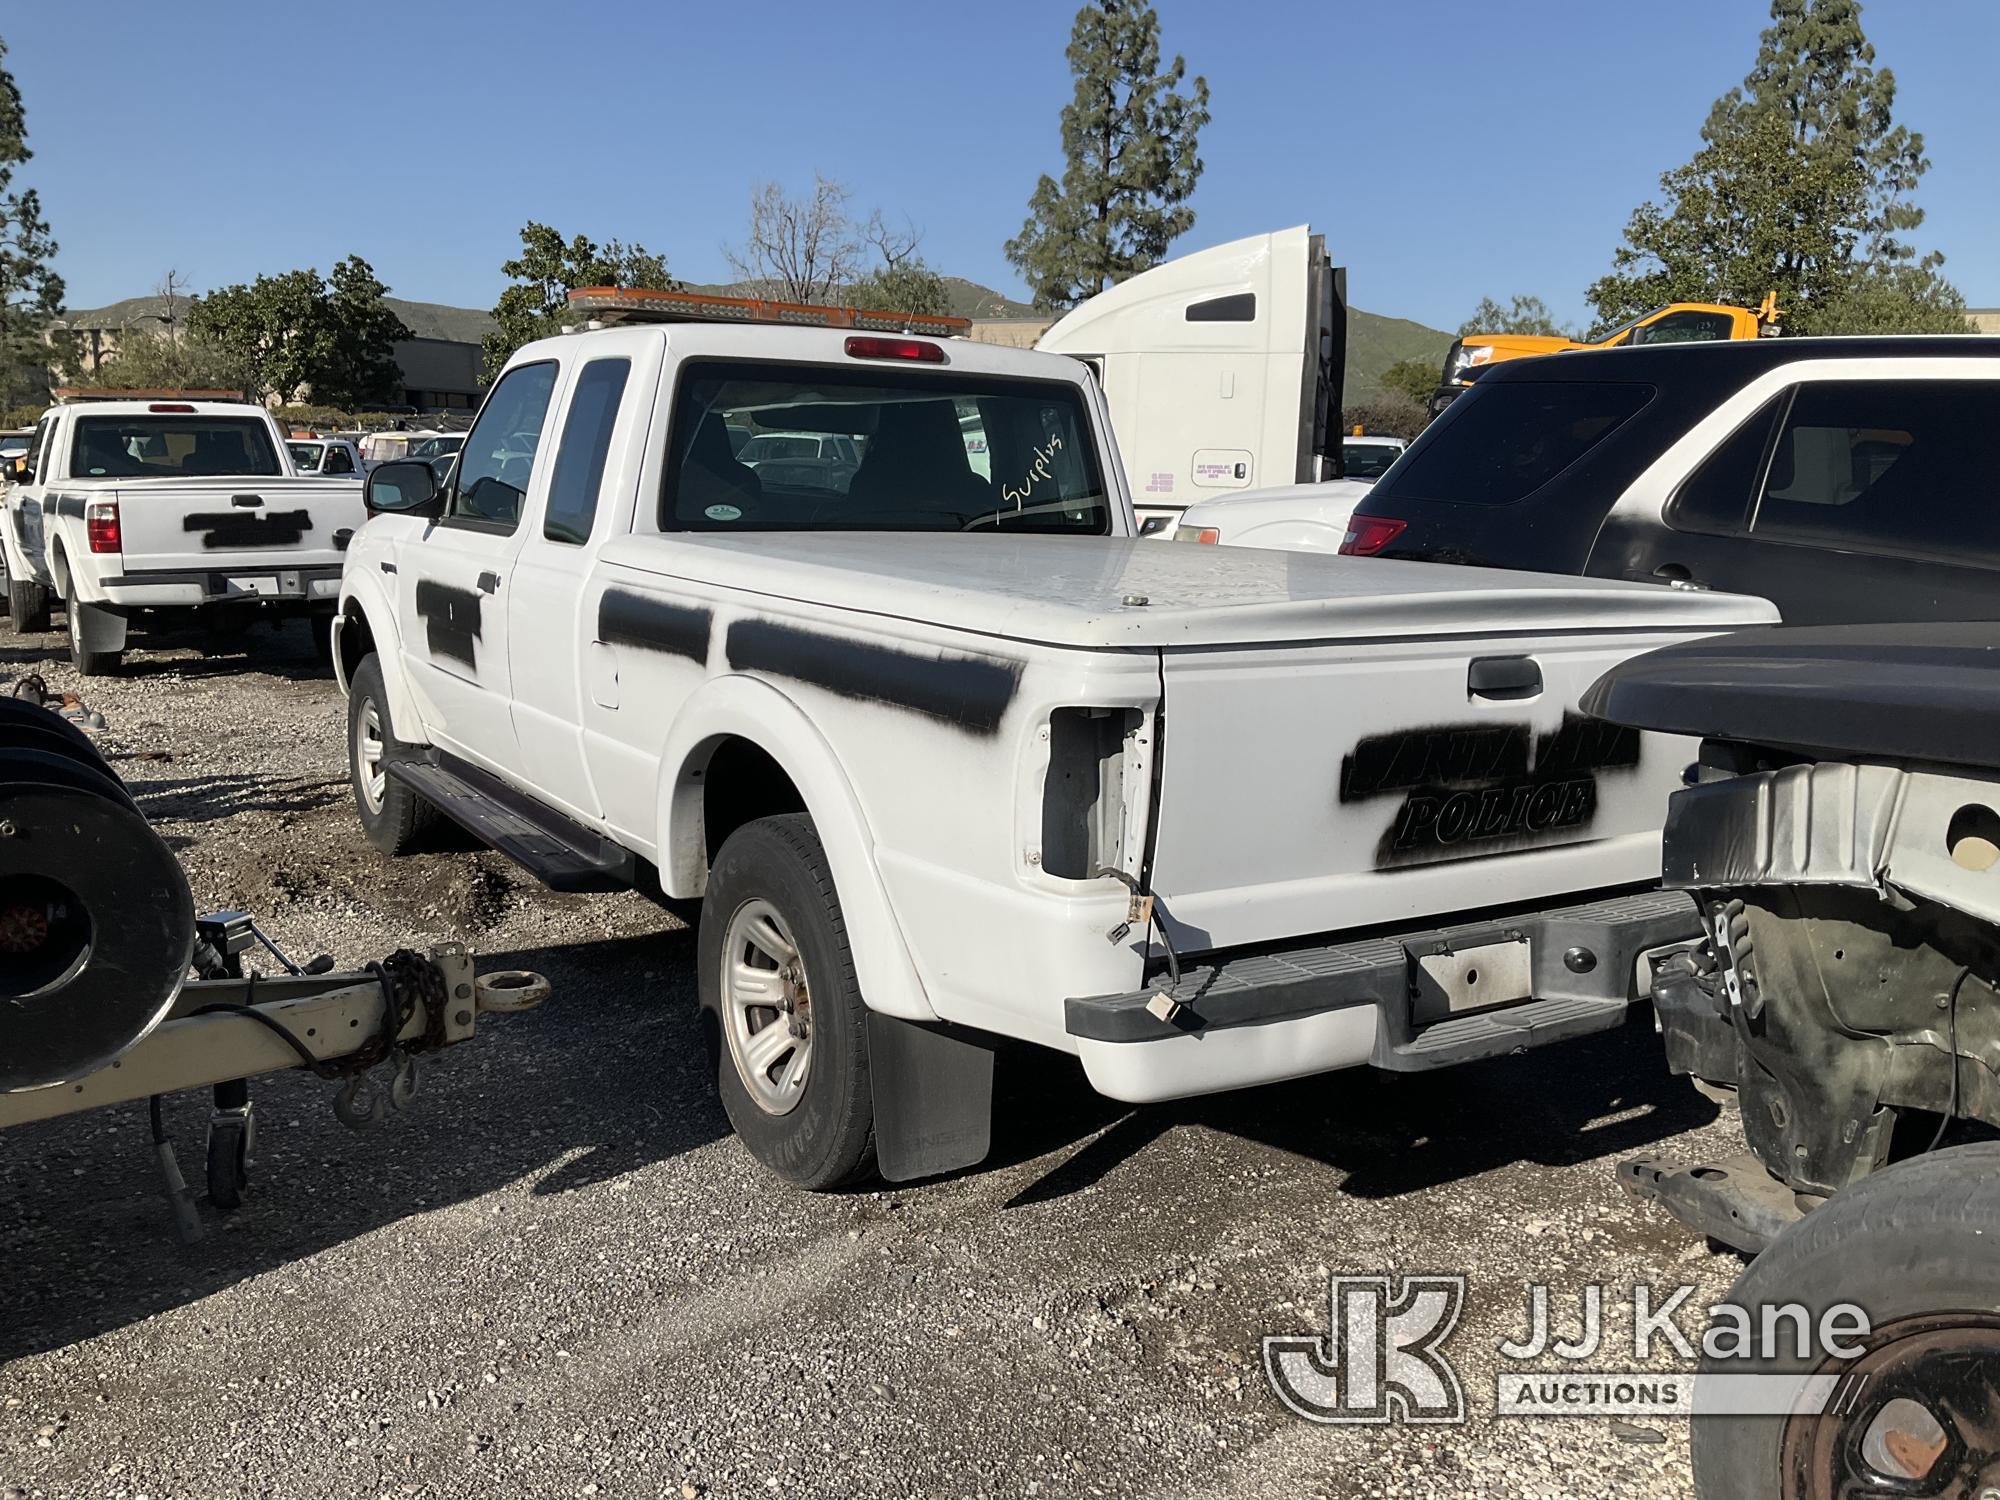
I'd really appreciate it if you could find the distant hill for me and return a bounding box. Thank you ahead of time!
[66,277,1448,398]
[65,294,497,345]
[1344,308,1452,402]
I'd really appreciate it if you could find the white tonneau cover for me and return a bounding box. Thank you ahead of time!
[600,532,1777,649]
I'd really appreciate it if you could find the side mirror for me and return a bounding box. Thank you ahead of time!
[8,458,26,482]
[364,458,444,519]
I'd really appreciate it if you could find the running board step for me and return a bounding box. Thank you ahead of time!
[386,754,634,893]
[1382,995,1631,1072]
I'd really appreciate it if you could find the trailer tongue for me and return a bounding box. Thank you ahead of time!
[1,696,547,1239]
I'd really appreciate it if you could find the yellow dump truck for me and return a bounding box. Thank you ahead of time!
[1431,294,1780,412]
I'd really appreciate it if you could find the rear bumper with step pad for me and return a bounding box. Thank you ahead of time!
[1066,888,1699,1102]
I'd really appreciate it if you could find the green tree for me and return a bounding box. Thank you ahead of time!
[1378,356,1441,408]
[1458,294,1571,338]
[325,255,410,404]
[0,38,64,409]
[1005,0,1210,311]
[486,222,675,377]
[84,332,245,393]
[1587,0,1963,336]
[189,256,411,406]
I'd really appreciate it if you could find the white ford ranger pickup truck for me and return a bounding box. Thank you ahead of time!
[1,398,364,673]
[334,306,1777,1188]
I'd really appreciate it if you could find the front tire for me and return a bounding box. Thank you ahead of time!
[699,814,876,1189]
[64,578,121,676]
[347,653,436,855]
[5,553,50,633]
[1691,1142,2000,1498]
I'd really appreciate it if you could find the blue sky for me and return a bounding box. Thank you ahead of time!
[11,1,1997,331]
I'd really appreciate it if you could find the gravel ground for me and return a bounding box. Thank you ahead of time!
[1,617,1753,1500]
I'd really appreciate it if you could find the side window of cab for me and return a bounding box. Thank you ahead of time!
[447,360,560,532]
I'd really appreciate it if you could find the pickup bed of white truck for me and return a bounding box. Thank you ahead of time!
[334,308,1777,1188]
[2,399,364,673]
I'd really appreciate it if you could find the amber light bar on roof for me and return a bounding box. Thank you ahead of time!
[564,286,971,337]
[53,387,246,403]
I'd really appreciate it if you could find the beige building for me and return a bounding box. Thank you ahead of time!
[968,318,1054,349]
[1969,309,2000,335]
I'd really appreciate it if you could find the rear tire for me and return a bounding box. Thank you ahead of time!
[699,814,877,1190]
[1690,1142,2000,1499]
[7,562,50,633]
[64,578,121,676]
[347,653,436,855]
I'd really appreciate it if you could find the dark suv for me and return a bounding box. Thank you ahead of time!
[1341,337,2000,623]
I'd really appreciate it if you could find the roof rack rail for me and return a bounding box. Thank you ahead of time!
[563,286,971,337]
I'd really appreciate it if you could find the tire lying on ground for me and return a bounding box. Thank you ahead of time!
[1691,1140,2000,1499]
[0,729,193,1092]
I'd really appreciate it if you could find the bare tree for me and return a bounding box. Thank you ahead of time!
[154,268,189,346]
[861,210,923,271]
[724,175,862,304]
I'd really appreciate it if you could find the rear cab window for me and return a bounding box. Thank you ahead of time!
[71,416,283,479]
[661,361,1111,534]
[1370,381,1655,508]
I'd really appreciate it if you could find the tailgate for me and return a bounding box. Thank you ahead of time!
[1147,631,1703,953]
[110,478,364,575]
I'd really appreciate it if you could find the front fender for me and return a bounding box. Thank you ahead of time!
[655,673,936,1023]
[335,570,429,746]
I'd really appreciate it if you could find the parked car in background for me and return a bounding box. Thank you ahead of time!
[1173,477,1376,551]
[1,397,363,671]
[288,437,365,477]
[1339,432,1407,479]
[1341,337,2000,624]
[1431,295,1781,414]
[408,432,465,461]
[734,429,863,495]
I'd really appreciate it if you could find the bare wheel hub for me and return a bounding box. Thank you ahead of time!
[1780,1313,2000,1497]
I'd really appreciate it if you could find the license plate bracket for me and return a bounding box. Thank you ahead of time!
[1412,938,1533,1023]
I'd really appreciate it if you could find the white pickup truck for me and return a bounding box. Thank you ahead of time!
[1,398,365,673]
[334,295,1777,1189]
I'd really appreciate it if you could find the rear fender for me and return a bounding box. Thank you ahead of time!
[655,673,935,1022]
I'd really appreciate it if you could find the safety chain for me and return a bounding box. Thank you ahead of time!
[329,950,450,1130]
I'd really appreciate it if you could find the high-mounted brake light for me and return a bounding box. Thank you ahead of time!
[85,499,121,554]
[843,336,945,364]
[1338,516,1406,556]
[148,403,198,414]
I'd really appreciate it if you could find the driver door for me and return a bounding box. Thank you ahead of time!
[394,359,560,780]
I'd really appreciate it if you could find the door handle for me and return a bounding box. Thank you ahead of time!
[1468,655,1542,701]
[1652,562,1693,583]
[476,571,501,594]
[230,493,264,508]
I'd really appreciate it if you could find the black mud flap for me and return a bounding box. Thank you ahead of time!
[867,1014,994,1183]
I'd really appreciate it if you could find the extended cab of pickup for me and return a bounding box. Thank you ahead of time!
[1,397,365,673]
[334,300,1777,1189]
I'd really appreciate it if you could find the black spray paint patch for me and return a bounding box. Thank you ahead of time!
[599,589,711,664]
[182,510,313,549]
[413,579,483,670]
[1342,714,1642,866]
[725,619,1022,736]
